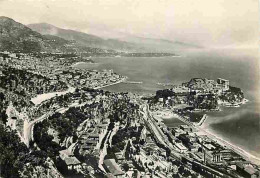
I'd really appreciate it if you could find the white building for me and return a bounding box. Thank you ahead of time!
[217,78,229,91]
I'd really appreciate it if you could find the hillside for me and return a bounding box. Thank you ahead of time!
[117,35,202,52]
[0,16,75,53]
[0,17,116,54]
[28,23,141,52]
[0,16,200,54]
[28,23,201,52]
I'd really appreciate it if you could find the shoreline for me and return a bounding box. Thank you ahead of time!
[160,110,260,165]
[196,114,207,126]
[94,78,127,90]
[153,110,176,120]
[199,126,260,166]
[76,55,180,58]
[71,61,86,67]
[71,61,97,67]
[31,78,126,105]
[218,98,249,108]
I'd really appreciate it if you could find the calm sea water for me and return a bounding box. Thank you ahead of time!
[76,48,260,158]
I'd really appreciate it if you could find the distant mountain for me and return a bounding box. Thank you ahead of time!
[28,23,141,52]
[28,23,102,43]
[116,35,202,52]
[0,16,75,53]
[28,23,202,53]
[0,17,118,54]
[0,16,202,54]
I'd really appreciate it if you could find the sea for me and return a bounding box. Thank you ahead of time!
[75,48,260,160]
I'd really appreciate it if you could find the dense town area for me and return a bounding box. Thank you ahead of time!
[0,50,259,178]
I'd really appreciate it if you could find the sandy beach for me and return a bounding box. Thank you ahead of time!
[197,126,260,166]
[160,110,260,165]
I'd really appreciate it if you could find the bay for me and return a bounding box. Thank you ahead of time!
[75,48,260,159]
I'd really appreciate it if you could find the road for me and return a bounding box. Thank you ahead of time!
[141,104,182,160]
[24,100,88,147]
[142,105,234,177]
[24,111,54,147]
[172,111,260,165]
[24,80,123,148]
[31,86,75,105]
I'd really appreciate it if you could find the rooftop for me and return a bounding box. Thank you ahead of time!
[59,150,81,166]
[59,149,73,157]
[175,143,188,150]
[62,156,81,166]
[237,163,257,175]
[217,78,229,82]
[103,159,124,176]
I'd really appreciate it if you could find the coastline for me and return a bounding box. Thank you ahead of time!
[94,78,127,90]
[162,110,260,165]
[71,61,86,67]
[153,110,175,120]
[194,99,260,164]
[195,114,207,126]
[198,126,260,166]
[31,78,126,105]
[218,98,249,108]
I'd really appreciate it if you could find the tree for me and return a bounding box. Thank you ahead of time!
[122,163,129,172]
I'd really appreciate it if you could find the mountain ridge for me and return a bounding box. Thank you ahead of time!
[0,17,117,54]
[0,16,201,54]
[0,16,75,53]
[28,22,202,52]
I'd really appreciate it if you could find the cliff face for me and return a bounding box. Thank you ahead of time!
[219,86,244,104]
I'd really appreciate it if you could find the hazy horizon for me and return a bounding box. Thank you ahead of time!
[0,0,259,48]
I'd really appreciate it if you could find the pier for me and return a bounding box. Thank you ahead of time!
[123,81,143,84]
[157,82,175,86]
[196,114,207,126]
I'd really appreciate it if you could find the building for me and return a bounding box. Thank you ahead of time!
[180,125,190,132]
[103,159,125,177]
[213,149,242,162]
[175,142,188,153]
[236,163,259,178]
[59,150,81,172]
[140,127,147,142]
[88,133,100,141]
[203,143,216,151]
[115,152,125,164]
[172,127,185,137]
[217,78,229,91]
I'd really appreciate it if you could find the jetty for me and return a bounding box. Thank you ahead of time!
[123,81,143,84]
[157,82,175,86]
[197,114,207,126]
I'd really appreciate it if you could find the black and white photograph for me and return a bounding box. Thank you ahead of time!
[0,0,259,177]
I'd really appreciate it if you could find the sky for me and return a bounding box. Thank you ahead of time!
[0,0,259,48]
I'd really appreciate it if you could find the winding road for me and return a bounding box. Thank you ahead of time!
[24,86,76,147]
